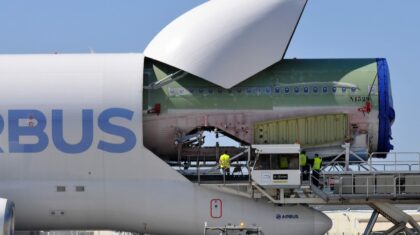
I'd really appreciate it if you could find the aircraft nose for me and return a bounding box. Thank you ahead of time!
[313,210,332,235]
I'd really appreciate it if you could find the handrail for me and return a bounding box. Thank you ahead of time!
[322,152,420,173]
[313,172,420,199]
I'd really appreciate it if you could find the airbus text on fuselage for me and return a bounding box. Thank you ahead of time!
[0,108,136,154]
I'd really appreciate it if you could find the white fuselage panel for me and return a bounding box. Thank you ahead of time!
[0,54,331,235]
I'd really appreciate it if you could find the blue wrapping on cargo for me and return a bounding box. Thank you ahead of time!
[377,58,395,154]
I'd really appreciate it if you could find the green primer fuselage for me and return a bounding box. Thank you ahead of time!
[144,59,378,112]
[143,59,381,159]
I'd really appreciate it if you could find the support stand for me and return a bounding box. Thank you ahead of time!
[363,202,420,235]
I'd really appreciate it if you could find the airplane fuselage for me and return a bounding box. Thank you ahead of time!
[0,54,331,235]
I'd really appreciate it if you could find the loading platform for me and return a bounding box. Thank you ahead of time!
[171,143,420,235]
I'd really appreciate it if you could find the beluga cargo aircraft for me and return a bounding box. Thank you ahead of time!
[0,0,395,234]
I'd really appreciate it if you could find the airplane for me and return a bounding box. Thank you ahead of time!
[0,0,395,234]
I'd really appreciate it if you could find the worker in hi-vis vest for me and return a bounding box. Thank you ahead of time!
[219,150,231,176]
[312,154,322,187]
[300,150,309,181]
[280,156,289,169]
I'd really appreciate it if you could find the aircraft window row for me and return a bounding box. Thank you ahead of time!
[167,86,362,97]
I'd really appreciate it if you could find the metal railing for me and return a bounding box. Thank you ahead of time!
[175,160,251,185]
[369,152,420,172]
[313,172,420,199]
[173,147,252,185]
[323,152,420,173]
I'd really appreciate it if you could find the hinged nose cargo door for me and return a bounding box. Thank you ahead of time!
[144,0,308,89]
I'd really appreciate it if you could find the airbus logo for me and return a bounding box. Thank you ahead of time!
[276,214,299,220]
[0,108,136,154]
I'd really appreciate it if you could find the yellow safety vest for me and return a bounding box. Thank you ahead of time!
[280,157,288,169]
[313,157,322,171]
[219,154,230,169]
[300,153,307,166]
